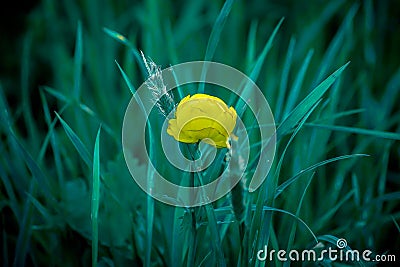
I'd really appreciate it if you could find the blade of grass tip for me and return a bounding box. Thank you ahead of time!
[103,28,146,75]
[282,49,314,118]
[244,20,258,72]
[42,86,70,103]
[232,17,284,112]
[276,36,296,121]
[91,127,101,267]
[276,61,350,141]
[304,123,400,141]
[54,111,122,207]
[198,0,235,94]
[39,89,64,187]
[255,205,318,244]
[275,154,369,198]
[274,98,322,183]
[115,61,137,95]
[42,87,116,141]
[13,181,35,267]
[314,3,358,84]
[284,173,315,267]
[247,98,321,192]
[391,216,400,233]
[312,108,365,123]
[295,0,345,57]
[38,103,69,162]
[26,193,51,220]
[55,112,92,167]
[73,21,83,100]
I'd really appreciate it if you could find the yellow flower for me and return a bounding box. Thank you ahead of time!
[167,94,237,148]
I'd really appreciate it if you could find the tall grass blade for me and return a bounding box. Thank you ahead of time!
[276,37,296,121]
[315,4,358,83]
[199,0,234,93]
[73,21,83,100]
[103,28,145,74]
[257,206,318,243]
[9,132,55,203]
[275,154,369,198]
[283,49,314,117]
[55,112,92,167]
[276,62,350,141]
[305,123,400,140]
[233,17,284,112]
[91,127,101,267]
[39,90,64,188]
[284,173,315,267]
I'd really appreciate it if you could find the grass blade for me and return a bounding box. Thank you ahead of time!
[276,61,350,141]
[91,127,101,267]
[39,89,64,188]
[198,0,234,93]
[392,216,400,233]
[245,20,258,72]
[314,4,358,83]
[275,154,369,198]
[256,205,318,244]
[13,181,35,267]
[233,17,284,112]
[283,49,314,118]
[9,132,55,204]
[305,123,400,140]
[276,37,296,121]
[55,112,92,167]
[284,173,315,267]
[73,21,83,100]
[103,28,146,74]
